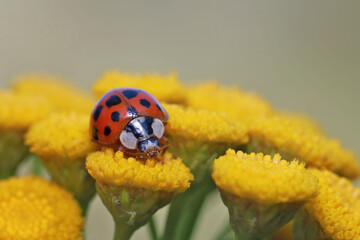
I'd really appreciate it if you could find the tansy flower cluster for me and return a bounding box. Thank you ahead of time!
[25,112,99,213]
[13,74,96,114]
[25,112,98,160]
[293,169,360,240]
[0,70,358,240]
[86,147,193,192]
[212,149,319,203]
[0,91,52,130]
[186,81,272,119]
[0,176,83,240]
[212,150,320,240]
[93,70,187,104]
[164,103,248,144]
[245,114,360,178]
[0,91,52,179]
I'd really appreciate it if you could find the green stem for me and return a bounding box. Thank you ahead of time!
[148,217,158,240]
[31,154,44,176]
[78,198,91,217]
[114,221,136,240]
[163,178,215,240]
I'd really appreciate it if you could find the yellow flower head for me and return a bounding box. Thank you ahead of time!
[246,114,360,179]
[13,74,95,114]
[302,169,360,240]
[86,147,194,193]
[93,70,187,104]
[0,176,83,240]
[25,112,98,160]
[0,91,52,131]
[274,111,324,134]
[186,81,272,119]
[163,103,249,144]
[212,149,319,203]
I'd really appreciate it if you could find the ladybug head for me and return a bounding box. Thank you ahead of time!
[119,116,165,156]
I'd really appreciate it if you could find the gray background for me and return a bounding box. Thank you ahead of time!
[1,1,359,239]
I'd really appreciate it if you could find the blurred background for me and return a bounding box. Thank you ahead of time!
[0,1,359,239]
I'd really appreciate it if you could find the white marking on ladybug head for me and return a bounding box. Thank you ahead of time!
[119,130,138,150]
[151,118,164,139]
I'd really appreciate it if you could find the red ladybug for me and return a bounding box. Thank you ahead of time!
[90,87,169,158]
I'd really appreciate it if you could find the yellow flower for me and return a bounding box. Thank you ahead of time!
[0,91,52,131]
[13,74,95,114]
[212,149,319,203]
[245,114,360,179]
[274,111,324,134]
[25,112,99,212]
[86,147,193,193]
[0,176,83,240]
[86,147,193,240]
[161,103,249,240]
[162,103,248,188]
[26,112,98,160]
[93,70,187,104]
[212,150,319,240]
[293,169,360,240]
[164,103,248,144]
[186,81,272,119]
[0,91,52,179]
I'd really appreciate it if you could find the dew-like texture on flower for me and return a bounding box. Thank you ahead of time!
[13,74,95,114]
[0,176,83,240]
[212,149,319,203]
[163,103,249,144]
[25,112,98,160]
[86,148,194,193]
[246,115,360,178]
[0,91,52,130]
[93,70,187,104]
[186,82,272,119]
[304,169,360,239]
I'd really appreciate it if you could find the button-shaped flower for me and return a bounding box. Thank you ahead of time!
[186,81,272,119]
[86,148,194,240]
[25,112,99,213]
[245,114,360,179]
[0,176,83,240]
[164,103,249,183]
[93,70,187,104]
[162,103,249,240]
[0,91,52,179]
[13,74,96,114]
[212,150,319,240]
[293,169,360,240]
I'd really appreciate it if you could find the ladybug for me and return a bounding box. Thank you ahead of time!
[90,87,169,158]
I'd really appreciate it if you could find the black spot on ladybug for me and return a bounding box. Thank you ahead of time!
[128,106,138,118]
[156,104,162,111]
[93,105,103,121]
[104,126,111,136]
[111,111,120,122]
[106,95,122,108]
[123,90,138,99]
[92,126,99,141]
[140,99,151,108]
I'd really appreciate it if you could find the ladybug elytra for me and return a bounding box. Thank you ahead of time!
[90,87,169,158]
